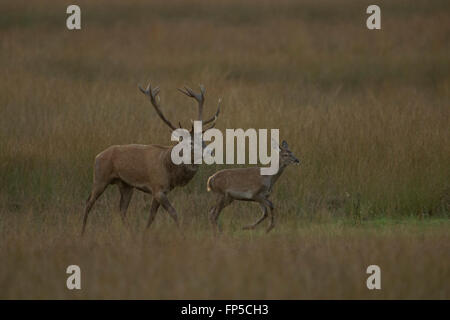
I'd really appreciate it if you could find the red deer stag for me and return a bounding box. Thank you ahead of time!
[81,83,220,234]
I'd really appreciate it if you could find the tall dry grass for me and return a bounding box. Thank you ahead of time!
[1,216,449,299]
[0,0,449,298]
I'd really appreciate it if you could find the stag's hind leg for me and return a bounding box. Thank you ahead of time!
[118,182,134,224]
[82,181,109,235]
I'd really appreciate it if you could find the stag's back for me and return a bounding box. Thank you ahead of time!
[94,144,171,190]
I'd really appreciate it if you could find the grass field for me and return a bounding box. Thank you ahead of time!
[0,0,449,299]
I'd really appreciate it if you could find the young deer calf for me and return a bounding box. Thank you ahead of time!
[206,140,300,233]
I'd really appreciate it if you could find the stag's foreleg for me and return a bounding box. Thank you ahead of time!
[154,192,180,227]
[146,198,161,229]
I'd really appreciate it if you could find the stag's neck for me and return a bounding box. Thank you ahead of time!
[164,148,199,188]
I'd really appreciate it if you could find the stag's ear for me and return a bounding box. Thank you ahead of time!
[281,140,289,149]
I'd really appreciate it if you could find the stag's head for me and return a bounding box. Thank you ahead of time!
[138,83,221,153]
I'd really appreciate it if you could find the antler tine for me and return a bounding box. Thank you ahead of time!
[202,121,216,133]
[138,84,147,95]
[139,83,177,131]
[138,83,159,96]
[199,84,206,96]
[178,85,205,120]
[151,86,160,99]
[203,98,221,127]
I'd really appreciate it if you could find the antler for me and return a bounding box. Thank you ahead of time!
[178,85,221,132]
[139,83,177,131]
[177,85,205,121]
[202,98,221,131]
